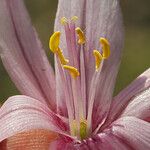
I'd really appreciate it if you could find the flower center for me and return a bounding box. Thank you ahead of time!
[49,16,110,140]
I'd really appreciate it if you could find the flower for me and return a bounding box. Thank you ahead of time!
[0,0,150,149]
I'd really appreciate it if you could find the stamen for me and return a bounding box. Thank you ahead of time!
[71,16,78,22]
[80,118,87,140]
[63,65,80,79]
[75,27,85,44]
[57,48,69,65]
[60,17,68,25]
[100,38,110,59]
[49,31,61,53]
[93,50,103,71]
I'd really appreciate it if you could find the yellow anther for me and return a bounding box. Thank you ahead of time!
[56,48,69,65]
[75,27,85,44]
[80,118,87,140]
[71,16,78,22]
[60,17,68,25]
[100,38,110,59]
[49,32,68,65]
[93,50,103,72]
[63,65,80,79]
[49,31,61,53]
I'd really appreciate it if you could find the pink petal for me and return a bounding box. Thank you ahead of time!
[112,116,150,150]
[0,95,69,142]
[0,0,45,103]
[55,0,87,54]
[79,133,131,150]
[49,130,131,150]
[88,0,124,130]
[0,0,56,109]
[55,0,124,124]
[49,136,74,150]
[55,60,68,116]
[104,68,150,128]
[121,88,150,122]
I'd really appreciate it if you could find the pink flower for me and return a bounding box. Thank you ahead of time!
[0,0,150,149]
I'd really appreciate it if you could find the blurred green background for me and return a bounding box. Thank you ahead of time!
[0,0,150,102]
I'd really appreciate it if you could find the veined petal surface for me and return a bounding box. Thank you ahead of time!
[87,0,124,129]
[121,87,150,122]
[112,117,150,150]
[0,0,56,109]
[104,68,150,128]
[0,95,68,142]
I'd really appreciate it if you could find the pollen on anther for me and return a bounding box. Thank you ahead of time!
[63,65,80,79]
[75,27,85,44]
[49,32,68,65]
[49,31,61,53]
[93,50,103,71]
[100,37,110,59]
[57,48,69,65]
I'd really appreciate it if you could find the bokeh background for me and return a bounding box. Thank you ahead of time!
[0,0,150,102]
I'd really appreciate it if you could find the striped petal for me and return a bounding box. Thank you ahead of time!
[121,88,150,122]
[103,68,150,129]
[0,0,56,110]
[0,95,69,142]
[88,0,124,130]
[112,116,150,150]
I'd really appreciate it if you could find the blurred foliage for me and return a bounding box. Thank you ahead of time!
[0,0,150,102]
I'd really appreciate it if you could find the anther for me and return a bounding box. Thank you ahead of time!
[71,16,78,22]
[100,38,110,59]
[60,17,68,25]
[49,32,68,65]
[75,27,85,44]
[49,31,61,53]
[63,65,80,79]
[57,48,69,65]
[93,50,103,71]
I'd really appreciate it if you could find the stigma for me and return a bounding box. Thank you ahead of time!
[61,17,68,25]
